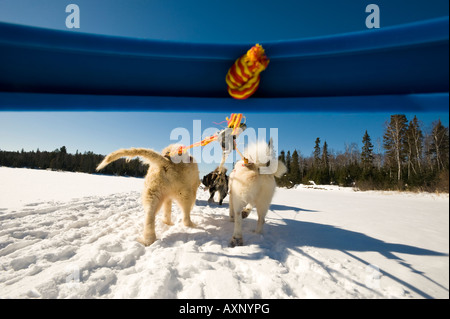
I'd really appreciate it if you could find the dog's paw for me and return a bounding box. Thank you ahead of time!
[241,210,250,219]
[162,219,174,226]
[229,236,244,247]
[183,220,197,228]
[253,229,264,235]
[137,236,156,247]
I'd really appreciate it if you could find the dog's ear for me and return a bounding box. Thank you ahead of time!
[268,138,275,157]
[244,163,257,170]
[268,137,274,150]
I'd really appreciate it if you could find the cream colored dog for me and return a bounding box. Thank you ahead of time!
[229,140,287,247]
[96,144,200,246]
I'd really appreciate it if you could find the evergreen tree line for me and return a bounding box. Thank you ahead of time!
[0,146,147,177]
[277,115,449,192]
[1,114,448,192]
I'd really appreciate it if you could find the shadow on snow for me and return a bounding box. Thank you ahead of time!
[165,200,448,298]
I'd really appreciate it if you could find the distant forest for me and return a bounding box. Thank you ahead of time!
[277,115,449,193]
[0,146,148,178]
[1,114,448,192]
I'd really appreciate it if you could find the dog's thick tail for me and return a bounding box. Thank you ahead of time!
[274,160,287,178]
[96,148,166,171]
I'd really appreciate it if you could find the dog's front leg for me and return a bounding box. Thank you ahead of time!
[255,202,270,234]
[218,190,225,205]
[255,204,268,234]
[230,200,245,247]
[208,189,215,203]
[255,212,265,234]
[228,192,234,221]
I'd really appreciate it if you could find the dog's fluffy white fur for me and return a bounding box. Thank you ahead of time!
[96,144,200,246]
[229,140,287,247]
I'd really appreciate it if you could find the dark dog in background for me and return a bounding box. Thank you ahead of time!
[202,167,228,205]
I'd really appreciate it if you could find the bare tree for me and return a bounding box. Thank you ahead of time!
[406,116,424,179]
[383,114,408,181]
[429,119,449,172]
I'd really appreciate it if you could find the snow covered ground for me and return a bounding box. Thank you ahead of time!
[0,167,448,299]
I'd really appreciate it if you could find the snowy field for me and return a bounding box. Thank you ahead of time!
[0,167,448,299]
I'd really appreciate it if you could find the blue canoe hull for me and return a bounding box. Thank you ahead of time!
[0,18,448,111]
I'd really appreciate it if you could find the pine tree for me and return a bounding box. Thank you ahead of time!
[290,150,300,184]
[279,150,286,164]
[276,150,291,187]
[320,141,331,184]
[361,130,374,170]
[322,141,329,169]
[313,137,321,167]
[285,150,291,174]
[383,114,408,181]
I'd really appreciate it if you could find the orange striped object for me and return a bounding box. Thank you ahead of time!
[226,113,243,135]
[169,113,245,157]
[226,44,269,99]
[171,134,218,156]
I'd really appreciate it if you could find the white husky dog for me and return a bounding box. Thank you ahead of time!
[229,139,287,247]
[96,144,200,246]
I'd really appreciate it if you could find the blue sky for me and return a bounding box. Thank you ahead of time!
[0,112,448,155]
[0,1,448,175]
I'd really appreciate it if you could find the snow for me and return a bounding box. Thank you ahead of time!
[0,167,448,299]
